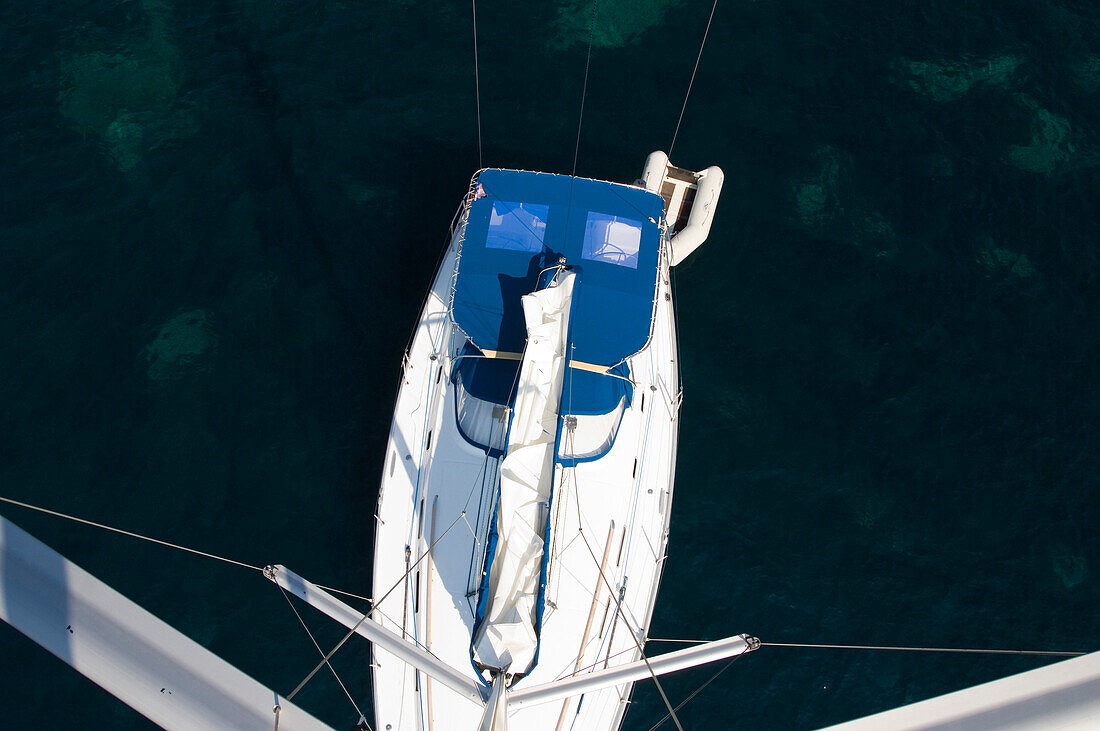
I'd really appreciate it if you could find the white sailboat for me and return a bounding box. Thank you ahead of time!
[369,152,728,730]
[3,154,1100,730]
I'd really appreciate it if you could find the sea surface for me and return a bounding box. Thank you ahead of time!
[2,1,1099,728]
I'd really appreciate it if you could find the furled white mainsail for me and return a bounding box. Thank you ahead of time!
[473,271,576,675]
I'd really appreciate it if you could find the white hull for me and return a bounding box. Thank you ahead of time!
[370,173,683,730]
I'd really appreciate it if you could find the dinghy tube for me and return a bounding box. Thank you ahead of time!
[640,150,724,266]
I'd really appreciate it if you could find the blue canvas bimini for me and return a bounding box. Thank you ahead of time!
[451,169,665,375]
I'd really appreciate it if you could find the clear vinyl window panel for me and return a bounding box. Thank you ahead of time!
[485,201,549,252]
[581,212,643,269]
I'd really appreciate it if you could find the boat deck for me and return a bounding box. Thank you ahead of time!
[371,191,683,731]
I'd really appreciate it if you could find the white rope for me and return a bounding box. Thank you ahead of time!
[668,0,719,160]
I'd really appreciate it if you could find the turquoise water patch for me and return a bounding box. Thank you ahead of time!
[853,491,892,530]
[1051,545,1088,589]
[1007,95,1075,175]
[924,154,955,179]
[56,0,195,171]
[794,146,843,228]
[854,210,895,243]
[341,175,397,206]
[1072,56,1100,93]
[894,55,1022,102]
[144,309,218,382]
[551,0,683,48]
[103,112,146,172]
[975,239,1037,279]
[792,146,896,255]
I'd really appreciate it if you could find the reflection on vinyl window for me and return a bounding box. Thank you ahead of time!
[582,212,642,269]
[486,201,549,252]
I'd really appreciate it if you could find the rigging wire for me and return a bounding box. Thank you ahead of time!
[642,638,1087,727]
[0,494,389,618]
[562,0,600,240]
[287,300,523,700]
[275,581,370,728]
[668,0,719,160]
[759,642,1086,657]
[471,0,483,168]
[299,322,528,708]
[578,526,685,731]
[0,495,264,574]
[313,582,372,605]
[285,507,469,701]
[647,637,1086,657]
[648,653,742,731]
[639,640,1087,729]
[286,380,510,705]
[570,480,686,731]
[571,0,599,178]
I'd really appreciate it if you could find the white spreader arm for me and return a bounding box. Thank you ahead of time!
[509,634,758,710]
[0,515,329,730]
[265,564,488,707]
[272,566,760,722]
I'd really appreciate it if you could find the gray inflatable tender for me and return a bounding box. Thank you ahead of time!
[639,150,724,266]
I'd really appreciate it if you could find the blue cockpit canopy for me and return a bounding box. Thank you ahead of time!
[451,169,665,369]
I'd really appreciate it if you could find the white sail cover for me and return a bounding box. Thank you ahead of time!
[473,271,576,674]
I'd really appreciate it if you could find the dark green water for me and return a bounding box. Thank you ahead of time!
[2,1,1099,728]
